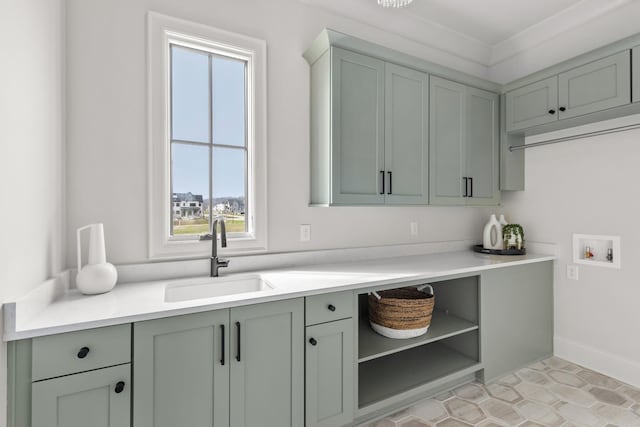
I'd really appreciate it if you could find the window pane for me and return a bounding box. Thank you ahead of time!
[213,56,246,147]
[213,147,246,232]
[172,143,210,236]
[171,46,209,143]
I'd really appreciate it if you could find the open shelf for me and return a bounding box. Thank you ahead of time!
[358,310,478,362]
[358,338,479,408]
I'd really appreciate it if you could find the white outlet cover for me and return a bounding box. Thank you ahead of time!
[567,264,579,280]
[300,224,311,242]
[410,222,418,236]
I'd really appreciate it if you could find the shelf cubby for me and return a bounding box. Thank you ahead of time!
[358,331,480,408]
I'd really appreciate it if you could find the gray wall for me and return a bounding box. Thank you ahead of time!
[0,0,66,419]
[502,124,640,387]
[65,0,493,265]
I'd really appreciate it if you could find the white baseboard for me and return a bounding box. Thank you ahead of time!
[555,335,640,388]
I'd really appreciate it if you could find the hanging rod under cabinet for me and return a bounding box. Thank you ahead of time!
[508,123,640,152]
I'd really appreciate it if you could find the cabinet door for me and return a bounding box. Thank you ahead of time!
[133,310,229,427]
[384,63,429,205]
[505,76,558,132]
[634,46,640,103]
[429,76,465,205]
[465,87,500,206]
[331,47,385,204]
[480,261,553,382]
[305,319,354,427]
[32,364,130,427]
[230,299,304,427]
[559,51,631,120]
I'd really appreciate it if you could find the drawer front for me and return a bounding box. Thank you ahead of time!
[32,324,131,381]
[305,291,353,326]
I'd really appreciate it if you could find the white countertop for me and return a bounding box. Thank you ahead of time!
[3,250,554,341]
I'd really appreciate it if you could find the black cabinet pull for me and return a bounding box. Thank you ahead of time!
[327,304,336,312]
[235,321,241,362]
[387,171,392,195]
[548,109,556,115]
[309,338,318,346]
[559,106,566,112]
[379,171,385,195]
[114,381,125,394]
[463,177,468,197]
[220,324,225,366]
[77,347,90,359]
[469,177,473,198]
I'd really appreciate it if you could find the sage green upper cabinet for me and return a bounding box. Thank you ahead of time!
[330,47,385,205]
[430,76,499,206]
[309,47,429,205]
[384,63,429,205]
[506,51,631,132]
[230,299,304,427]
[558,51,630,120]
[631,46,639,103]
[32,364,130,427]
[505,76,558,132]
[134,310,230,427]
[465,87,500,206]
[305,318,354,427]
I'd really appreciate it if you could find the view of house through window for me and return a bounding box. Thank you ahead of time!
[170,44,248,236]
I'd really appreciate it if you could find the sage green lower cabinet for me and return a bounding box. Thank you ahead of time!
[230,299,304,427]
[134,299,303,427]
[480,261,554,382]
[633,46,639,103]
[305,319,354,427]
[32,363,130,427]
[133,310,230,427]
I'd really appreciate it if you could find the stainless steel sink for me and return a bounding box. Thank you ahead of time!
[164,275,273,303]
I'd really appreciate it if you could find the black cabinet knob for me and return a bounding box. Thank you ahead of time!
[548,109,556,115]
[77,347,90,359]
[309,338,318,346]
[559,106,566,112]
[114,381,125,394]
[327,304,336,312]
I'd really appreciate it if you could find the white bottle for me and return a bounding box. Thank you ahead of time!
[76,224,118,295]
[498,215,508,227]
[483,214,503,250]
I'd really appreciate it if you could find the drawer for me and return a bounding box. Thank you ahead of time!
[305,291,354,326]
[32,324,131,381]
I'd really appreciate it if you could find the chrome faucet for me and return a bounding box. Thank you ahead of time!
[200,217,230,277]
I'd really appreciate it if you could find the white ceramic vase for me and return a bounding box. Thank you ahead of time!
[483,214,504,250]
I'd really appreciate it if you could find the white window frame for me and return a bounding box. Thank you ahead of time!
[147,12,267,259]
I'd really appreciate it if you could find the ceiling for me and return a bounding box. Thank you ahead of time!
[405,0,585,45]
[299,0,637,81]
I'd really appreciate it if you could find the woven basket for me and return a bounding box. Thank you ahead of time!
[368,285,434,339]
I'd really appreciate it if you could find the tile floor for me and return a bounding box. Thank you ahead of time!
[362,357,640,427]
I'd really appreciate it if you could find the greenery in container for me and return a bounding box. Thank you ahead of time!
[502,224,524,250]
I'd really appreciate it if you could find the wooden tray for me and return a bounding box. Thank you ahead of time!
[472,245,526,255]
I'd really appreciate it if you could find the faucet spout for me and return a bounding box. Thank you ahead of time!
[203,217,230,277]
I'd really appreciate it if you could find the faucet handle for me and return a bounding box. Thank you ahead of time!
[199,233,214,241]
[218,258,230,267]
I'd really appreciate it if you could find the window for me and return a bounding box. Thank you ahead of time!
[148,13,267,259]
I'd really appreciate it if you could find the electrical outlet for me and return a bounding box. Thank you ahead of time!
[300,224,311,242]
[410,222,418,236]
[567,264,579,280]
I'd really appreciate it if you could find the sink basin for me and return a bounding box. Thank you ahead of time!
[164,275,274,303]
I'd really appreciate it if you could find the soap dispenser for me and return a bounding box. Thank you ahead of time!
[76,223,118,295]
